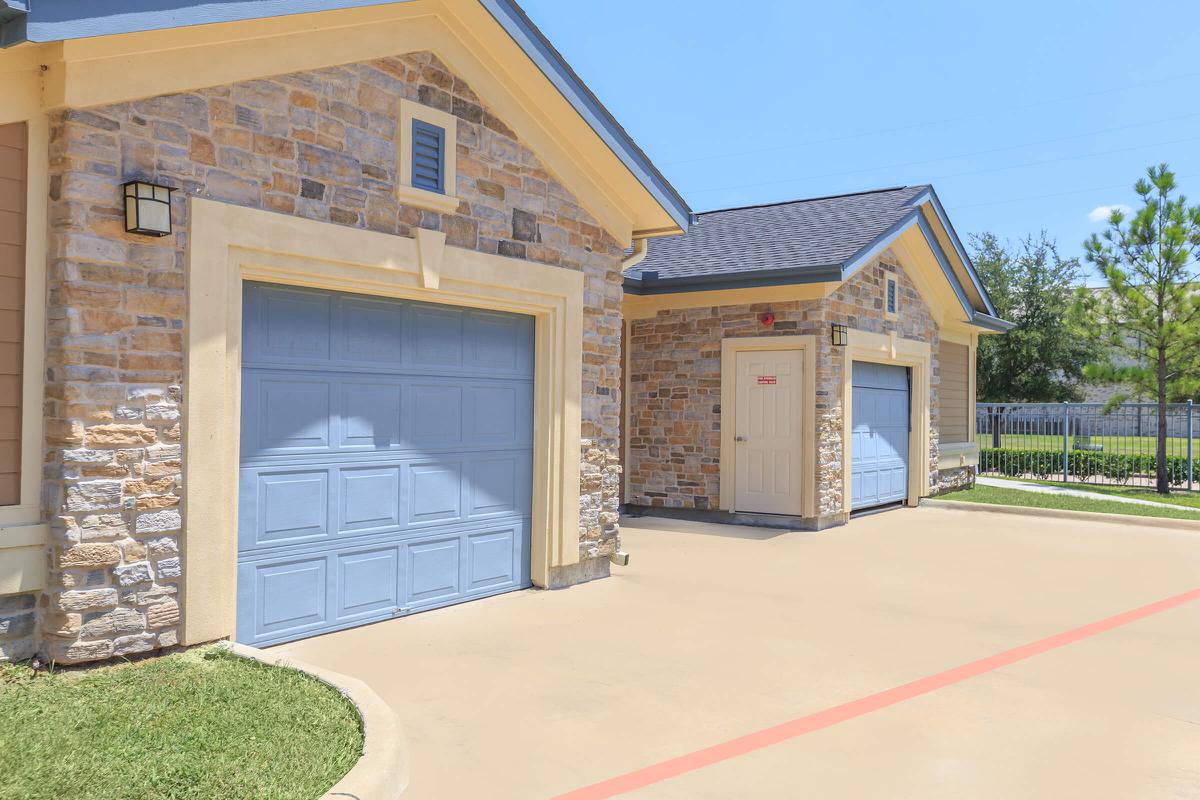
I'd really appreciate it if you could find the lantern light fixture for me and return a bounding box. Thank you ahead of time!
[831,323,849,347]
[123,180,175,237]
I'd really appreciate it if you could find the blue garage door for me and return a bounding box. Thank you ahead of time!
[851,361,910,511]
[236,283,534,646]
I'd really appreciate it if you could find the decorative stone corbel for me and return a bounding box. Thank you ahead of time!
[414,227,446,290]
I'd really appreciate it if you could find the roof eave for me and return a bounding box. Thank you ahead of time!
[624,265,843,295]
[905,186,1000,317]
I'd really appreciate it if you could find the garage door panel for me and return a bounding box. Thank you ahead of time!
[407,461,464,525]
[412,304,464,368]
[239,555,329,642]
[469,455,529,517]
[247,285,333,363]
[339,296,405,366]
[408,384,464,445]
[336,547,399,621]
[339,381,402,449]
[467,527,518,590]
[240,468,331,549]
[408,536,461,604]
[466,311,535,374]
[338,466,402,533]
[238,283,533,645]
[244,376,332,454]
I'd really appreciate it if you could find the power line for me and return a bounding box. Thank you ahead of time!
[660,69,1200,167]
[679,112,1200,195]
[684,133,1200,196]
[948,174,1195,211]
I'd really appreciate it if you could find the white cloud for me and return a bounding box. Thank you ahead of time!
[1088,204,1131,223]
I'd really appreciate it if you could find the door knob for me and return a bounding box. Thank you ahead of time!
[735,436,747,442]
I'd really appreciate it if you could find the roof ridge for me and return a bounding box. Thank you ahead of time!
[696,185,923,216]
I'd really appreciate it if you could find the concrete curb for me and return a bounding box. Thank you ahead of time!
[224,642,409,799]
[924,499,1200,532]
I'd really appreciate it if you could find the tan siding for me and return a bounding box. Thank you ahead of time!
[939,340,970,444]
[0,122,24,506]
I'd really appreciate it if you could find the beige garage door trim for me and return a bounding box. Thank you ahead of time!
[182,198,584,645]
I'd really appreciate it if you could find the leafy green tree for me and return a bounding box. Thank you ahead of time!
[1083,164,1200,493]
[970,231,1095,403]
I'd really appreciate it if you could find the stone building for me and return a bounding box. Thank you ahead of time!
[623,187,1011,528]
[0,1,690,663]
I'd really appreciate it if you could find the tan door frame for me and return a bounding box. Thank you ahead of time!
[841,330,931,512]
[718,335,817,518]
[182,199,584,645]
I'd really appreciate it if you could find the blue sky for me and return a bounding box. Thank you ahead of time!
[521,0,1200,282]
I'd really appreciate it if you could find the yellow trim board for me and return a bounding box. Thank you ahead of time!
[624,283,833,320]
[182,198,584,646]
[0,116,48,530]
[0,523,48,595]
[841,330,932,511]
[938,442,979,470]
[718,336,818,518]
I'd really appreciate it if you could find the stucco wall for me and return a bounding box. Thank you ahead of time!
[626,252,941,519]
[39,52,623,664]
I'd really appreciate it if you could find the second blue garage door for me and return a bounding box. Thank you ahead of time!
[850,361,910,511]
[236,283,534,646]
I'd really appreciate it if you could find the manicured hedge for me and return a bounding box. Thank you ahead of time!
[979,448,1194,486]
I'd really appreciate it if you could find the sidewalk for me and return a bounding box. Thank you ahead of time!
[975,476,1182,509]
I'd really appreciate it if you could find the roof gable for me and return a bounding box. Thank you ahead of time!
[0,0,691,243]
[624,184,1010,331]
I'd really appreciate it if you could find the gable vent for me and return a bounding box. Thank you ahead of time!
[411,119,445,194]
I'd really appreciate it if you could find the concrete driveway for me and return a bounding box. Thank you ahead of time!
[272,506,1200,799]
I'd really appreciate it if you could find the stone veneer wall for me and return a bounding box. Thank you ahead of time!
[934,465,976,494]
[37,52,624,664]
[626,253,941,519]
[0,592,37,661]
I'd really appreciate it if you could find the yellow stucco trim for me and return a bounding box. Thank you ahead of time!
[841,330,932,512]
[182,198,583,646]
[0,523,47,595]
[624,283,833,320]
[0,1,679,245]
[0,116,48,536]
[938,442,979,470]
[718,336,817,518]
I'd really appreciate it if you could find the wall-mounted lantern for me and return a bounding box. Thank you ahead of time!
[831,322,849,347]
[123,180,175,237]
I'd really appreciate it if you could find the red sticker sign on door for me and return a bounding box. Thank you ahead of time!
[757,375,777,385]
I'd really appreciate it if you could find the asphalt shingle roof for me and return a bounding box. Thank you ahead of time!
[627,185,930,283]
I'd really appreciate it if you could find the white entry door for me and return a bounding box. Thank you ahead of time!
[734,349,803,515]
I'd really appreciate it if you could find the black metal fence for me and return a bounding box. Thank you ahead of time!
[975,402,1198,489]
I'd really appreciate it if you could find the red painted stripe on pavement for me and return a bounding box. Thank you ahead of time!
[553,587,1200,800]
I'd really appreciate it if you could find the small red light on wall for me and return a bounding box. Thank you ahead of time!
[759,312,775,327]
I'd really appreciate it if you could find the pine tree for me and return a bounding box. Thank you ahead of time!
[1083,165,1200,493]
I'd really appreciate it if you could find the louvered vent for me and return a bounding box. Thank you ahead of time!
[411,119,445,193]
[886,278,897,314]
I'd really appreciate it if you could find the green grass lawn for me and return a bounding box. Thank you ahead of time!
[975,433,1198,458]
[0,646,363,800]
[940,483,1200,521]
[983,476,1200,510]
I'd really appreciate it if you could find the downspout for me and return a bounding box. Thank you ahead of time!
[620,237,648,271]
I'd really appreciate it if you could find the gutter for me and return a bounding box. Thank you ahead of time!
[624,263,844,295]
[969,311,1015,332]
